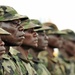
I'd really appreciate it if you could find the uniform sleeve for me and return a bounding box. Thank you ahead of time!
[0,60,3,75]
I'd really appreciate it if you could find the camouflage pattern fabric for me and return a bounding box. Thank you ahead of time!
[10,47,38,75]
[58,53,75,75]
[0,60,3,75]
[0,5,28,21]
[23,21,41,30]
[10,47,51,75]
[38,51,49,67]
[38,51,66,75]
[30,19,42,25]
[50,57,66,75]
[1,52,27,75]
[43,22,58,31]
[28,53,51,75]
[30,61,51,75]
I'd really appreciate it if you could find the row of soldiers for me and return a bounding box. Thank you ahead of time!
[0,5,75,75]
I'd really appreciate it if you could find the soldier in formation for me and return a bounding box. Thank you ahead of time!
[0,5,75,75]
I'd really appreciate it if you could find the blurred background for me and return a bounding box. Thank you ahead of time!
[0,0,75,31]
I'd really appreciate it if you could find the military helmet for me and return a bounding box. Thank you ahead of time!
[43,22,67,35]
[30,19,50,32]
[61,29,75,41]
[23,21,41,30]
[0,5,28,21]
[62,34,75,41]
[43,22,59,31]
[0,28,10,34]
[26,19,50,32]
[48,31,67,35]
[61,29,74,34]
[30,19,42,25]
[34,25,50,32]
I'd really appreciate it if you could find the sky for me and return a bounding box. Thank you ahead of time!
[0,0,75,31]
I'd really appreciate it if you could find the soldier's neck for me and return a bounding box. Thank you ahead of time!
[14,46,29,59]
[47,46,54,57]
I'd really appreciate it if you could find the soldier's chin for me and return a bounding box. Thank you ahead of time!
[33,44,38,47]
[15,42,23,46]
[44,46,47,50]
[32,42,38,47]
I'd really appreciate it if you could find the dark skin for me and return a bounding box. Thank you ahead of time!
[14,30,48,59]
[14,28,38,59]
[23,28,38,47]
[47,34,63,57]
[48,34,63,48]
[29,31,48,58]
[38,31,48,50]
[47,34,75,58]
[59,38,75,58]
[0,19,25,53]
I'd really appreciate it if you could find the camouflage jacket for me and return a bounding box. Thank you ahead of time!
[38,51,66,75]
[30,60,51,75]
[10,47,38,75]
[59,54,75,75]
[28,53,51,75]
[0,60,3,75]
[1,52,27,75]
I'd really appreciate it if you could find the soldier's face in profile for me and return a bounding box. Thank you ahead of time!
[37,31,48,50]
[60,38,75,56]
[0,19,25,46]
[48,35,63,48]
[0,37,6,59]
[23,28,38,47]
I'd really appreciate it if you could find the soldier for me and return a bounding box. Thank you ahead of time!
[0,5,29,75]
[59,29,75,75]
[28,19,51,75]
[0,28,10,75]
[12,20,51,75]
[0,28,10,59]
[39,22,67,75]
[11,20,41,75]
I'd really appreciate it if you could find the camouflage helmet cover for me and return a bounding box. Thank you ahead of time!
[61,29,74,34]
[0,5,28,21]
[43,22,67,35]
[61,29,75,41]
[30,19,42,25]
[23,21,41,30]
[43,22,59,31]
[34,25,50,32]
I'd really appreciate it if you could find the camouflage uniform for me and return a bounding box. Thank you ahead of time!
[38,50,66,75]
[38,22,67,75]
[28,52,51,75]
[59,29,75,75]
[0,31,28,75]
[0,6,28,21]
[0,5,29,75]
[15,19,51,75]
[2,52,27,75]
[10,47,38,75]
[26,20,51,75]
[0,28,10,75]
[21,20,51,75]
[0,60,3,75]
[58,54,75,75]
